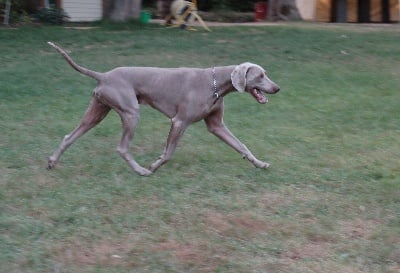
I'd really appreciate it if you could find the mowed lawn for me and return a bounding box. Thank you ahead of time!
[0,22,399,273]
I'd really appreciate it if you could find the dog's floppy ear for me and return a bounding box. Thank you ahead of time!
[231,62,253,92]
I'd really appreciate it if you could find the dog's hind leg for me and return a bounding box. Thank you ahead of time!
[47,98,111,170]
[149,117,189,172]
[117,109,152,176]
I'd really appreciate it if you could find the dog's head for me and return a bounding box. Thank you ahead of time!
[231,62,280,104]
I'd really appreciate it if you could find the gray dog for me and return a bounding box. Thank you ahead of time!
[47,42,280,176]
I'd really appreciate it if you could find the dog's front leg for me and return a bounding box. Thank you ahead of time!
[205,112,270,169]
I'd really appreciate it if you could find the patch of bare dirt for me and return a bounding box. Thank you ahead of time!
[259,190,291,208]
[54,240,133,267]
[282,241,333,261]
[205,211,268,239]
[152,239,220,272]
[338,218,380,239]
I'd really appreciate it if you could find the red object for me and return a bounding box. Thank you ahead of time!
[254,2,268,22]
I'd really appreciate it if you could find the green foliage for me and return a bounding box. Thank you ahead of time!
[223,0,259,12]
[35,6,69,25]
[2,0,31,24]
[198,0,258,11]
[142,0,158,8]
[197,0,214,11]
[143,0,259,12]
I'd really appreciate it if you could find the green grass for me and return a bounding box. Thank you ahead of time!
[1,22,399,272]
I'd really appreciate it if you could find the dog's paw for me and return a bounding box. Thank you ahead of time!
[262,162,270,169]
[47,157,57,170]
[254,161,270,169]
[136,167,153,176]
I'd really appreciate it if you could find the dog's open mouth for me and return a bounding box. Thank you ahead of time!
[251,88,268,104]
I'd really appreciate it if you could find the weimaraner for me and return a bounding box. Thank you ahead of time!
[46,42,280,176]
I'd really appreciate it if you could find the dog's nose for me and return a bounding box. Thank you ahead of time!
[273,85,280,93]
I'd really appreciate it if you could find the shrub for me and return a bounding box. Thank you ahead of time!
[1,0,32,24]
[224,0,258,12]
[197,0,214,11]
[150,0,259,12]
[35,6,69,25]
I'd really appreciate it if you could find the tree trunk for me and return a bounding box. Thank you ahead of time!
[270,0,301,21]
[104,0,142,21]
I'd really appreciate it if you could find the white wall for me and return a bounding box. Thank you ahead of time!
[62,0,102,22]
[296,0,316,20]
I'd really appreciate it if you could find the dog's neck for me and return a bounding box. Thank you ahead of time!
[212,66,237,99]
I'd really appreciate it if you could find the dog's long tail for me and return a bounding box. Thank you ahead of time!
[47,42,103,82]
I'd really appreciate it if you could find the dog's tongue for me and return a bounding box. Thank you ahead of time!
[251,89,268,104]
